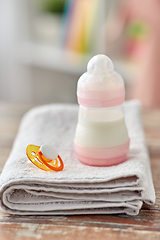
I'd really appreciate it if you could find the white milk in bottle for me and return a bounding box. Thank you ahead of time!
[74,55,130,166]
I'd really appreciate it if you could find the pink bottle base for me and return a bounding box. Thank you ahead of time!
[74,141,130,167]
[77,153,127,167]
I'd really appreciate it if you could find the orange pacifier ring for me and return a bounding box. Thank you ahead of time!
[26,144,64,172]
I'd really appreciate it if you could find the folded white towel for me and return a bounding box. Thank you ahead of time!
[0,100,155,215]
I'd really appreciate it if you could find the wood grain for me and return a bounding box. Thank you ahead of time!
[0,103,160,240]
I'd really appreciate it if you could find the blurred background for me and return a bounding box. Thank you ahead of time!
[0,0,160,108]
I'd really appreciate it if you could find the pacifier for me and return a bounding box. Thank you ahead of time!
[26,144,64,171]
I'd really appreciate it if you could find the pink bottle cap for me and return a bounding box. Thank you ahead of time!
[77,55,125,108]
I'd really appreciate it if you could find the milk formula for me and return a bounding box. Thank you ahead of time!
[74,55,130,166]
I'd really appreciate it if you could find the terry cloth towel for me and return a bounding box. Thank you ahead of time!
[0,100,155,216]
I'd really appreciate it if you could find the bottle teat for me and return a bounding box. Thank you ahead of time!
[87,54,114,75]
[77,54,125,108]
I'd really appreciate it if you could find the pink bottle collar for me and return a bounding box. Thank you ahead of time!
[77,92,125,108]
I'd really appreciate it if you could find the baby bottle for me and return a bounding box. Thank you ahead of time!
[74,54,130,166]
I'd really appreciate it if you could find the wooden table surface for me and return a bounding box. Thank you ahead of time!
[0,102,160,240]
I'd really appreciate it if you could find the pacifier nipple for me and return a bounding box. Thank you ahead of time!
[40,145,58,160]
[26,144,64,172]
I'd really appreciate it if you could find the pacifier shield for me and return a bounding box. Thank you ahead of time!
[26,144,64,172]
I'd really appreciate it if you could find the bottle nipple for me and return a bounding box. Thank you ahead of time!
[77,54,125,108]
[87,54,114,76]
